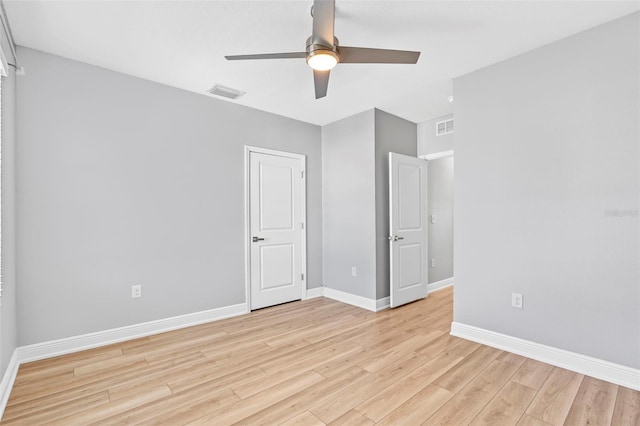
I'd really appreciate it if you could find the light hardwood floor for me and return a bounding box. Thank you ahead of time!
[2,287,638,425]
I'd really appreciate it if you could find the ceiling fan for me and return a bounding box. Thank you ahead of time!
[225,0,421,99]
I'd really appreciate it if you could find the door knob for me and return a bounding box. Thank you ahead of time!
[252,236,265,242]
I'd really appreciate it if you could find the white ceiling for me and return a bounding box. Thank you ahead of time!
[5,1,639,126]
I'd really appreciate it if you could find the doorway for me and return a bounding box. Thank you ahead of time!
[245,146,306,310]
[422,151,454,291]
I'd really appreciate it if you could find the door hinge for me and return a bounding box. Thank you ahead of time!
[301,171,305,178]
[301,222,304,229]
[301,273,304,280]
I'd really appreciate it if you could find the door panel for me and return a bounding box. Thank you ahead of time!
[398,163,422,230]
[260,244,294,290]
[259,163,294,230]
[389,153,428,308]
[250,151,303,310]
[399,243,422,289]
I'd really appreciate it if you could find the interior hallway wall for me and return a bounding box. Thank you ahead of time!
[428,156,454,284]
[322,110,377,300]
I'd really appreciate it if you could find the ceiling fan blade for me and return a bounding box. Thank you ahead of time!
[313,69,330,99]
[312,0,335,47]
[225,52,306,60]
[338,46,420,64]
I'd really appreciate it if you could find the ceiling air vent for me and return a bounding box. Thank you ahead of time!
[436,118,453,136]
[208,83,245,100]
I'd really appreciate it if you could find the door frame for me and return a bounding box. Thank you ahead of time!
[244,145,307,310]
[419,150,454,161]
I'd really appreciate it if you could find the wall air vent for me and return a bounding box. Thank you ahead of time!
[436,118,453,136]
[207,83,245,100]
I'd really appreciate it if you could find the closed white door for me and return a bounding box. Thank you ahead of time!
[389,152,428,308]
[249,150,304,310]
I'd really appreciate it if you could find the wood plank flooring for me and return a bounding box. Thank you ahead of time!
[2,287,638,425]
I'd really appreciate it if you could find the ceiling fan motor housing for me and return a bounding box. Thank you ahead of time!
[306,36,340,63]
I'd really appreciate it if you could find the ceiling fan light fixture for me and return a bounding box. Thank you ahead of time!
[225,0,420,98]
[307,50,339,71]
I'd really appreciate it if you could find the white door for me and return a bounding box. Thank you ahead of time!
[389,152,428,308]
[249,149,305,310]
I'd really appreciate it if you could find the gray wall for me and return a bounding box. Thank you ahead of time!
[16,47,322,346]
[417,114,453,157]
[428,156,454,284]
[374,109,417,299]
[322,110,376,299]
[453,13,639,368]
[322,109,417,301]
[1,44,18,375]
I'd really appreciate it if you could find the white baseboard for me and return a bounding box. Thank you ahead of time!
[428,277,454,293]
[376,297,390,311]
[323,287,388,312]
[0,349,19,417]
[451,322,640,391]
[304,287,324,299]
[18,303,248,364]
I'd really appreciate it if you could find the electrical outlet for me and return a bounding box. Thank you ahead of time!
[430,258,435,268]
[351,267,357,277]
[132,285,142,298]
[511,293,523,309]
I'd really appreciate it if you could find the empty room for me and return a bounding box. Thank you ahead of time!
[0,0,638,425]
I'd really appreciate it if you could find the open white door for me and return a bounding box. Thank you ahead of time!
[389,152,428,308]
[248,149,305,310]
